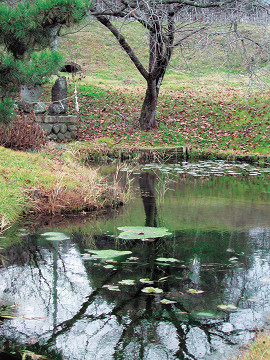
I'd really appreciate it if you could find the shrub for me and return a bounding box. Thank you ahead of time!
[0,112,47,151]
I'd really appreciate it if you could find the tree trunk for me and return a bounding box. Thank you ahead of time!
[139,79,158,130]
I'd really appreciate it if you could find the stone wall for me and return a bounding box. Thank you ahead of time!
[37,115,77,141]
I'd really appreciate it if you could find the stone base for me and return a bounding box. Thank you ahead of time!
[37,115,77,141]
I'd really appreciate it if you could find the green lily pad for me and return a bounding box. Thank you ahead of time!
[103,265,116,269]
[118,226,172,240]
[140,278,154,285]
[86,249,132,260]
[141,287,163,294]
[41,232,70,241]
[119,279,136,285]
[194,312,218,318]
[156,257,180,263]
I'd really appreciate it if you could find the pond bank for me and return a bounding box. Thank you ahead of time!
[0,145,124,236]
[69,142,270,166]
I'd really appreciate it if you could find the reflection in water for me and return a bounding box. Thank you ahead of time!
[1,166,270,360]
[140,172,160,227]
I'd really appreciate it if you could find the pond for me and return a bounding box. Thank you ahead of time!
[1,160,270,360]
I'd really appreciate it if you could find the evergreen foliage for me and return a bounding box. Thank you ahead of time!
[0,0,90,123]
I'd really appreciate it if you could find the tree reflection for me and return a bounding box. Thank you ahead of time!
[139,172,160,228]
[1,178,270,359]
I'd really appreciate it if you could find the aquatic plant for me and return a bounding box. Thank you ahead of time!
[118,226,172,240]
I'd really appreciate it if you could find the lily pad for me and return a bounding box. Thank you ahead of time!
[118,226,172,240]
[86,249,132,260]
[128,257,139,261]
[105,260,117,264]
[229,257,239,262]
[103,285,120,292]
[217,304,238,311]
[41,232,70,241]
[119,279,136,285]
[103,265,116,269]
[195,312,217,318]
[140,278,154,285]
[187,289,204,294]
[160,299,177,305]
[141,287,163,294]
[156,257,180,263]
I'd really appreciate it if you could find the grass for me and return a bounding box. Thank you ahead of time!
[234,331,270,360]
[0,145,123,228]
[64,83,269,155]
[55,21,270,156]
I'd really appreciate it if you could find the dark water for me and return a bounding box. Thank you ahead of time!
[1,161,270,360]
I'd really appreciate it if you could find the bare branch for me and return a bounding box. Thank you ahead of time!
[94,15,149,79]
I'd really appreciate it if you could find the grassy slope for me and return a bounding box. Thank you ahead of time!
[57,21,270,155]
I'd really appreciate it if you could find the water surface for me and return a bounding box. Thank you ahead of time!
[1,160,270,360]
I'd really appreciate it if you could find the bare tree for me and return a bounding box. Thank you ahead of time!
[87,0,270,130]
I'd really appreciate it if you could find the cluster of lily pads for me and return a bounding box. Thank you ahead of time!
[121,160,269,178]
[39,229,242,314]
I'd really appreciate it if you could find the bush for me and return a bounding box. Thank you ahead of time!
[0,112,47,151]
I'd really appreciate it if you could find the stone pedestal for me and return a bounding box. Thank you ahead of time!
[37,115,77,141]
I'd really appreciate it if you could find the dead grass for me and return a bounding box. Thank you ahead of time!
[234,331,270,360]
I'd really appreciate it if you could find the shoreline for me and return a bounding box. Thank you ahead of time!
[70,142,270,166]
[1,143,269,234]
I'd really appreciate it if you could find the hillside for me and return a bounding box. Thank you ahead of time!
[55,21,270,155]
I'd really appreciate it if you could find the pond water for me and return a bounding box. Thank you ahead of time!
[1,160,270,360]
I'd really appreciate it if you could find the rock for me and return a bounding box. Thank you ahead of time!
[53,124,61,134]
[60,61,82,73]
[40,124,53,134]
[60,124,67,133]
[17,100,33,113]
[49,134,58,141]
[33,102,46,114]
[67,124,77,131]
[57,133,65,141]
[70,131,77,139]
[49,76,67,114]
[65,132,72,139]
[21,85,42,103]
[48,103,66,115]
[43,115,78,123]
